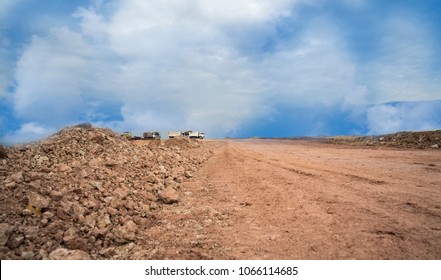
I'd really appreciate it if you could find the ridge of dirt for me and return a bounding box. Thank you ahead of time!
[327,130,441,149]
[0,124,212,260]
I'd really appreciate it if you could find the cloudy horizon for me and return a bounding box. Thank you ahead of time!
[1,0,441,145]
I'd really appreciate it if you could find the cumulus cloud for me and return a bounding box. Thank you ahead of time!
[5,0,441,142]
[0,122,54,145]
[12,0,303,138]
[367,14,441,103]
[260,16,357,107]
[367,101,441,135]
[0,42,8,97]
[13,26,121,125]
[0,0,20,18]
[0,7,15,97]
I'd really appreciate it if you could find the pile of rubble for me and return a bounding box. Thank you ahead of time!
[328,130,441,149]
[0,124,212,259]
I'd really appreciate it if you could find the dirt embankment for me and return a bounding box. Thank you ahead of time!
[328,130,441,149]
[0,124,212,260]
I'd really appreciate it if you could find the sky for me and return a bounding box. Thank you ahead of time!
[1,0,441,144]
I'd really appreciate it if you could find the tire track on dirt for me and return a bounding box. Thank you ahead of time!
[154,139,441,259]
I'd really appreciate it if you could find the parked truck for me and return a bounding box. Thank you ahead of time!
[143,131,161,140]
[122,132,132,139]
[168,131,182,139]
[168,131,205,139]
[188,131,205,139]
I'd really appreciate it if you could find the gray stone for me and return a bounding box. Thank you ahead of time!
[7,234,24,249]
[0,223,13,246]
[21,251,35,260]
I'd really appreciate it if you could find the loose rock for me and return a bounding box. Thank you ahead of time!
[49,248,91,260]
[159,187,179,204]
[28,192,51,209]
[0,223,13,246]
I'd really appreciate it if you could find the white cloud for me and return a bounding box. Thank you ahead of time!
[0,122,54,145]
[0,47,8,97]
[13,26,121,125]
[260,16,357,107]
[367,15,441,103]
[0,0,20,19]
[367,102,441,135]
[7,0,441,143]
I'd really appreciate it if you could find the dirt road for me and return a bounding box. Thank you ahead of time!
[146,139,441,260]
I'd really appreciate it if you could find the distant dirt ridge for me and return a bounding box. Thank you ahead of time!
[327,130,441,149]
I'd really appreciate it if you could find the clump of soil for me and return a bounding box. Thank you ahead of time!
[328,130,441,149]
[0,124,212,259]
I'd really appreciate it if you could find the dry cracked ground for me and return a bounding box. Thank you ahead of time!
[1,125,440,259]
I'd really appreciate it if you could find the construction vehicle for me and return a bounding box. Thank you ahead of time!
[168,131,182,138]
[122,132,132,139]
[197,132,205,139]
[143,131,161,140]
[169,131,205,139]
[188,131,205,139]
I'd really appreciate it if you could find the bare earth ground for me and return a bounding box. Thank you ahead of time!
[145,139,441,259]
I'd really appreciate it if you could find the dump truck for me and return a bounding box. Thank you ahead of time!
[183,131,205,139]
[168,131,182,139]
[168,131,205,139]
[143,131,161,140]
[188,131,204,139]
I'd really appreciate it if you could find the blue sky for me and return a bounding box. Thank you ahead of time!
[1,0,441,144]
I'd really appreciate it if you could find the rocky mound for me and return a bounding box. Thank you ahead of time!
[0,124,212,259]
[328,130,441,149]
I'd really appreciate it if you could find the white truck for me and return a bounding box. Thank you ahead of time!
[168,131,182,139]
[186,131,205,139]
[168,131,205,139]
